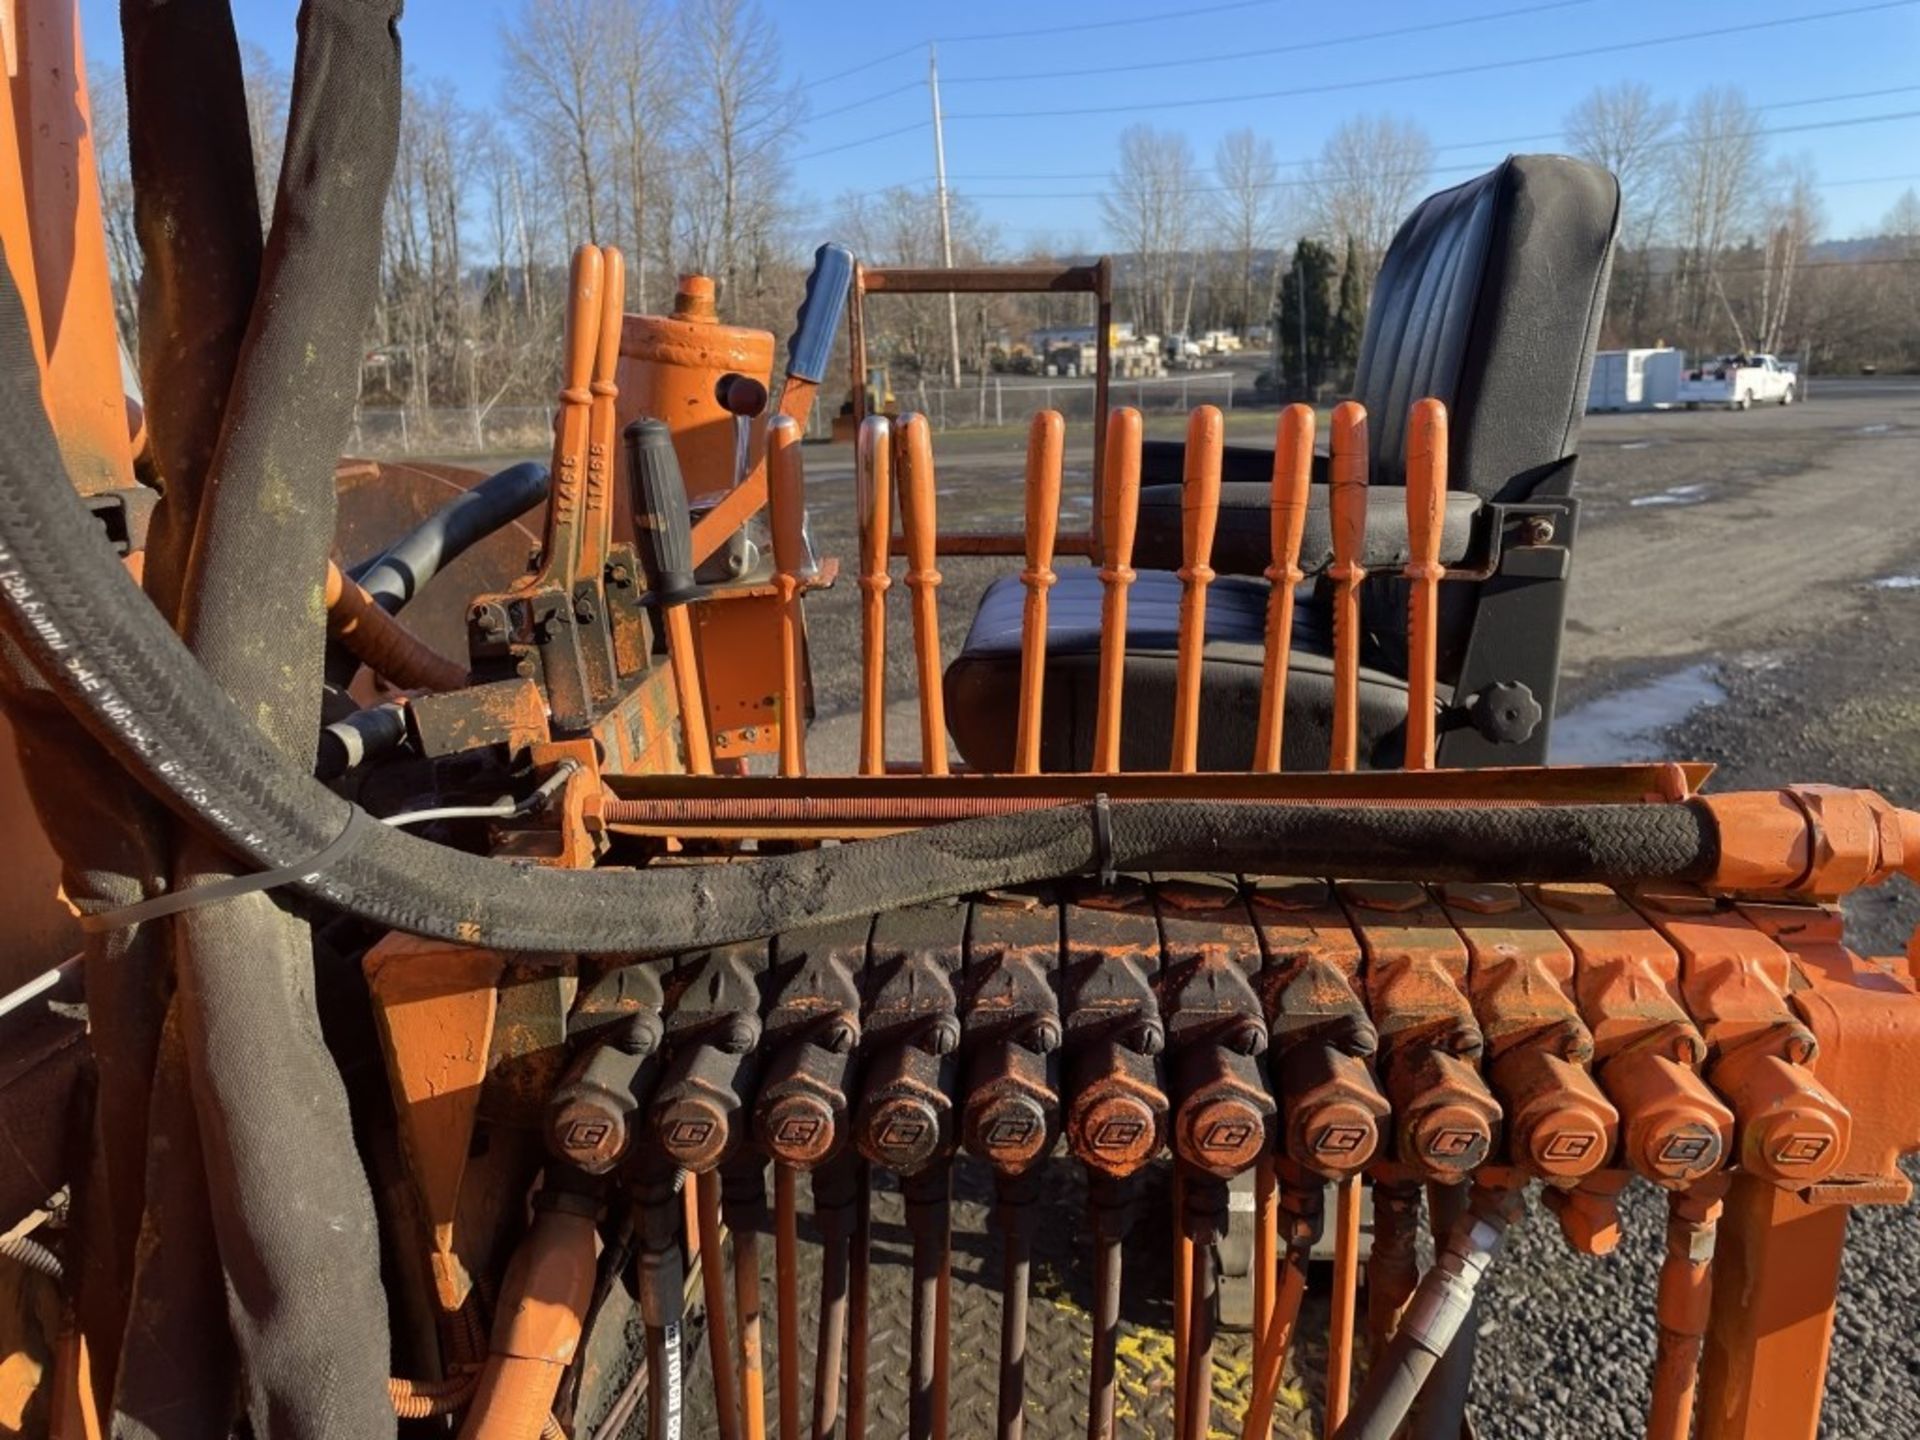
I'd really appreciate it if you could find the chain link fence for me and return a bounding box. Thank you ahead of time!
[349,372,1243,457]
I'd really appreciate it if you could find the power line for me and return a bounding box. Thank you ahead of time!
[936,84,1920,185]
[801,0,1295,88]
[793,121,932,163]
[805,0,1599,126]
[944,108,1920,201]
[943,0,1920,121]
[943,0,1600,85]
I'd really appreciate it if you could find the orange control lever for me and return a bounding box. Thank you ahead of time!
[894,414,949,776]
[1171,405,1224,772]
[539,245,605,596]
[1403,398,1447,770]
[581,246,626,584]
[1015,410,1065,775]
[1253,404,1313,774]
[1092,407,1143,775]
[856,416,894,777]
[768,416,808,779]
[1327,402,1370,772]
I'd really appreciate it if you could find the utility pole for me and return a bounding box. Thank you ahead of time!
[929,45,963,387]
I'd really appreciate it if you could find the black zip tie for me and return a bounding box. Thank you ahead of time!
[1091,792,1116,889]
[79,806,377,933]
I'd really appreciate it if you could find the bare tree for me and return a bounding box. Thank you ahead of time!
[1211,128,1283,337]
[604,0,681,313]
[676,0,801,315]
[1665,87,1762,342]
[1563,81,1675,233]
[240,41,289,216]
[501,0,610,242]
[1306,115,1432,290]
[1102,125,1198,341]
[1751,157,1822,355]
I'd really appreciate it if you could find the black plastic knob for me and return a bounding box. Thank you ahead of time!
[1468,680,1544,745]
[625,418,702,608]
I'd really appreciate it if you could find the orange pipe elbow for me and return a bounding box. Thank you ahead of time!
[324,560,468,693]
[456,1205,599,1440]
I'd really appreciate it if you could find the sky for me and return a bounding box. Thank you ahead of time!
[75,0,1920,245]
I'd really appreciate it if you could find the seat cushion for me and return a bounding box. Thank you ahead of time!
[1133,480,1483,577]
[944,569,1416,774]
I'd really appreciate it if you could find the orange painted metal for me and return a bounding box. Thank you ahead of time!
[1170,406,1224,772]
[1402,399,1448,769]
[362,935,506,1313]
[1339,883,1499,1181]
[544,247,607,596]
[1695,1176,1849,1440]
[856,416,894,775]
[1438,883,1618,1185]
[697,1169,745,1440]
[582,247,628,582]
[895,414,949,776]
[1323,1175,1363,1438]
[1014,411,1065,775]
[456,1204,599,1440]
[1240,1170,1316,1440]
[1327,402,1370,771]
[1252,405,1314,774]
[12,1,133,495]
[768,416,809,779]
[1632,888,1851,1187]
[616,274,775,544]
[666,602,717,774]
[1530,884,1733,1191]
[775,1164,800,1440]
[324,560,468,693]
[1093,406,1143,774]
[1646,1179,1729,1440]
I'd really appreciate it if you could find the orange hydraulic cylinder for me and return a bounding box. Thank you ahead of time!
[1014,411,1065,775]
[1327,403,1370,771]
[1170,405,1224,771]
[768,417,808,778]
[1092,408,1143,774]
[1402,399,1447,769]
[856,416,894,776]
[894,415,948,776]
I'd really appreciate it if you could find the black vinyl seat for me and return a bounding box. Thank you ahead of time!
[945,153,1620,773]
[946,570,1416,772]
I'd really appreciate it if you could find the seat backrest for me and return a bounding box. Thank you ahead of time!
[1355,154,1620,502]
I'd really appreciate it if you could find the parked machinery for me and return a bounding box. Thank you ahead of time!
[0,7,1916,1440]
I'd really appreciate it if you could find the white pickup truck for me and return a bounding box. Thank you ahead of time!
[1679,353,1798,410]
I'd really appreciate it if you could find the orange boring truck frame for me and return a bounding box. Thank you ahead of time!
[0,6,1916,1440]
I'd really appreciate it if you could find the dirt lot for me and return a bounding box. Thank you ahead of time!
[764,376,1920,1438]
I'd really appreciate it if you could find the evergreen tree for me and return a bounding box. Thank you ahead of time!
[1275,238,1336,397]
[1330,235,1366,386]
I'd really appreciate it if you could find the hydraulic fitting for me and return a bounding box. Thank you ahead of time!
[650,941,764,1173]
[545,1008,665,1174]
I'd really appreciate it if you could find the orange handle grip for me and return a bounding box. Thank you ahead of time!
[1404,398,1447,571]
[1016,411,1065,774]
[1172,406,1225,773]
[1094,407,1143,775]
[593,246,626,390]
[768,416,808,581]
[894,413,948,776]
[1253,404,1315,773]
[560,244,604,401]
[1328,402,1370,772]
[857,416,894,589]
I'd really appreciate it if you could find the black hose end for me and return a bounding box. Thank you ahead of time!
[625,418,704,608]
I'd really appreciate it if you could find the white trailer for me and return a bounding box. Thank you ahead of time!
[1678,353,1798,410]
[1587,347,1685,411]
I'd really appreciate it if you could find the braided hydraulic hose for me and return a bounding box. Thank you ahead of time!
[0,251,1772,958]
[325,560,468,692]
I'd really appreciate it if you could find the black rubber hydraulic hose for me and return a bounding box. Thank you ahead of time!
[347,460,550,610]
[0,257,1722,956]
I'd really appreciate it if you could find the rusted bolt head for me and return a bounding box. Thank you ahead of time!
[756,1085,845,1169]
[547,1096,630,1174]
[1069,1087,1165,1177]
[1521,515,1556,546]
[857,1090,947,1175]
[1510,1090,1616,1182]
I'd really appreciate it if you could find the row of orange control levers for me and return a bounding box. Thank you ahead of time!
[603,400,1872,1440]
[544,861,1861,1440]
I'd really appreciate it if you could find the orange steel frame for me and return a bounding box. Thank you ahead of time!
[847,259,1114,559]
